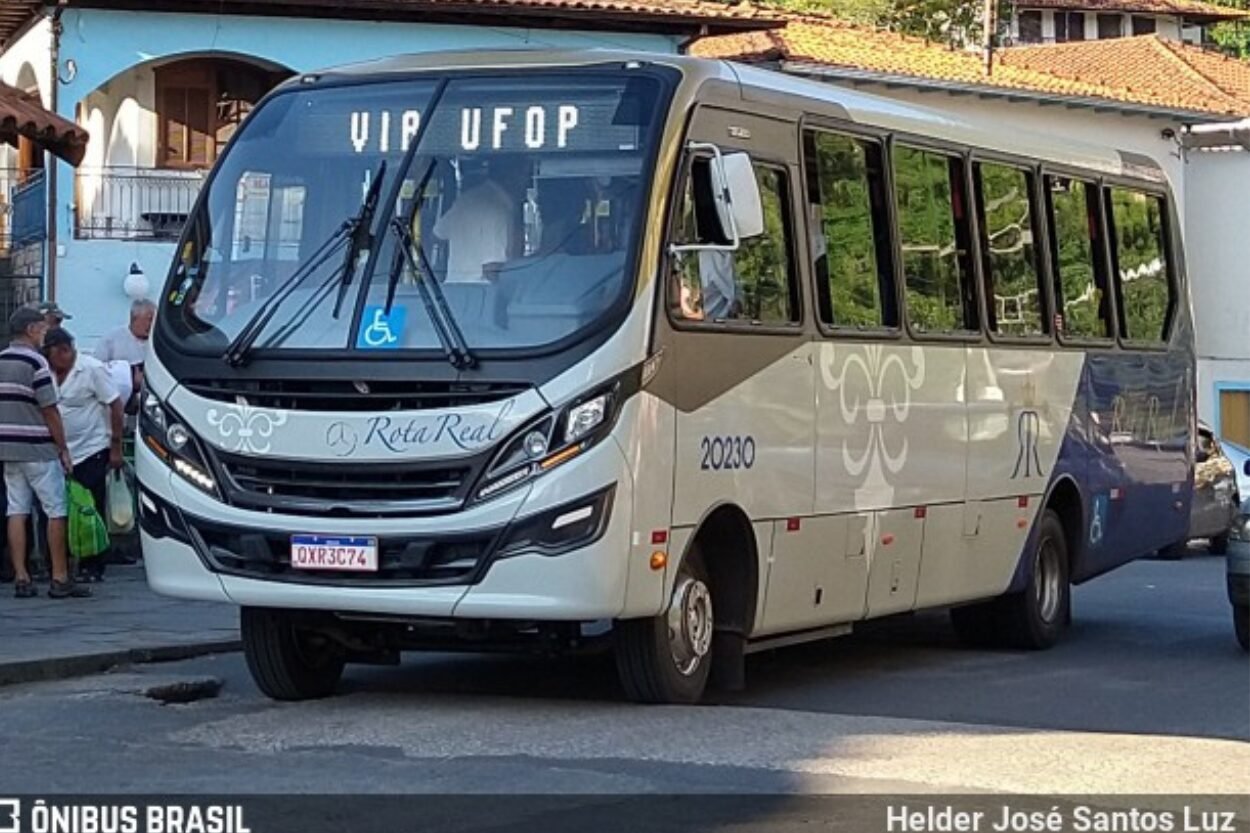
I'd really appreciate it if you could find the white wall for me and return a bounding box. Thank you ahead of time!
[1185,147,1250,487]
[0,17,53,169]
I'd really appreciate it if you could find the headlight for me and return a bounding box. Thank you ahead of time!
[564,394,609,444]
[139,393,218,497]
[474,384,620,503]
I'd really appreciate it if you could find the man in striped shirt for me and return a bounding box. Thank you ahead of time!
[1,306,89,599]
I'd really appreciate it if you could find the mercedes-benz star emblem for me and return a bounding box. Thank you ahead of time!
[325,421,359,457]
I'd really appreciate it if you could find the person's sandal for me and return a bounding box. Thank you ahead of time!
[14,580,36,599]
[48,580,92,599]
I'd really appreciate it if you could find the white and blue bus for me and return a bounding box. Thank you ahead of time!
[138,50,1195,703]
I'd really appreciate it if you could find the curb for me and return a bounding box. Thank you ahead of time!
[0,639,241,688]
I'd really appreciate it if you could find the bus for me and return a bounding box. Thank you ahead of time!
[138,50,1195,704]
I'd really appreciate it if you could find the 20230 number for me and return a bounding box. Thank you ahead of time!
[700,435,756,471]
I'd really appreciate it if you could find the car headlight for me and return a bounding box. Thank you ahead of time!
[140,393,218,497]
[474,384,620,503]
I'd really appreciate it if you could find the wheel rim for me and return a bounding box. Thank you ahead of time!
[667,574,713,677]
[1035,537,1063,624]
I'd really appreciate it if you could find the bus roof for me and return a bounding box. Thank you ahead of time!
[297,49,1159,185]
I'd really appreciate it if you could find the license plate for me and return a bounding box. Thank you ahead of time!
[290,535,379,572]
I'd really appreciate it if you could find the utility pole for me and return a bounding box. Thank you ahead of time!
[983,0,998,75]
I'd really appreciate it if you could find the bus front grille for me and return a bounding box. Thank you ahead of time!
[211,452,477,517]
[183,379,529,412]
[185,518,502,586]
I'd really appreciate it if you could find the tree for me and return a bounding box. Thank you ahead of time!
[1209,0,1250,58]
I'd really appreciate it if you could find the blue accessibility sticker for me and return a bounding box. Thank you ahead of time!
[1089,493,1108,547]
[356,305,406,350]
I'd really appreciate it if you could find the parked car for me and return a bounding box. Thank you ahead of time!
[1163,423,1242,558]
[1229,534,1249,652]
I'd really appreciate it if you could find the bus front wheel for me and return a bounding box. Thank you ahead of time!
[614,550,713,704]
[951,509,1071,650]
[241,607,346,701]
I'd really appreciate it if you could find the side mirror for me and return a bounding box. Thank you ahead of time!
[713,151,764,242]
[1244,460,1250,477]
[670,144,764,256]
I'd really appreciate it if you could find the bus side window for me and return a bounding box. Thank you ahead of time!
[671,157,798,325]
[973,161,1045,338]
[1046,176,1114,340]
[1106,187,1173,344]
[892,145,978,335]
[802,129,896,329]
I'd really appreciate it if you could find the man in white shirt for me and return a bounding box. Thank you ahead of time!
[95,298,154,407]
[433,164,518,284]
[44,328,124,581]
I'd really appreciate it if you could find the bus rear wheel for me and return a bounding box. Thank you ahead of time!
[241,607,346,701]
[614,549,713,704]
[951,509,1071,650]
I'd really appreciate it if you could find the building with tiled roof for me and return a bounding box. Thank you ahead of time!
[693,17,1250,117]
[1009,0,1246,47]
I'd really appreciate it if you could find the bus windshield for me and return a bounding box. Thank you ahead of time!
[160,69,669,358]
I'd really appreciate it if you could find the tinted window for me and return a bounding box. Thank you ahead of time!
[975,162,1044,337]
[894,145,977,333]
[1109,187,1171,343]
[1047,176,1112,339]
[803,130,896,328]
[673,160,797,325]
[1018,10,1043,42]
[1098,13,1124,37]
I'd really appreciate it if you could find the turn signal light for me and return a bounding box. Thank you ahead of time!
[650,551,667,571]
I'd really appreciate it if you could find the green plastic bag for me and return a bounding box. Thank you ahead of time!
[67,479,110,560]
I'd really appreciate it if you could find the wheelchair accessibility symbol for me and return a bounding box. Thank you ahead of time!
[1089,493,1108,548]
[356,305,406,350]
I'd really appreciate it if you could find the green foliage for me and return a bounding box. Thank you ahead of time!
[893,145,966,332]
[1109,189,1170,342]
[738,0,1014,48]
[1202,0,1250,57]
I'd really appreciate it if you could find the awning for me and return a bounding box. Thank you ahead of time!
[0,82,88,167]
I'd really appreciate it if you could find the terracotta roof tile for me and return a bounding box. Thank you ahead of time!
[1,0,781,45]
[1021,0,1247,23]
[693,18,1250,117]
[1003,36,1250,114]
[0,81,88,166]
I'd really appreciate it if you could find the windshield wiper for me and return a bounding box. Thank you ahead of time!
[222,224,351,367]
[332,160,387,319]
[223,160,388,367]
[386,202,476,370]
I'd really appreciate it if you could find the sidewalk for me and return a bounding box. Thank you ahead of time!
[0,564,238,686]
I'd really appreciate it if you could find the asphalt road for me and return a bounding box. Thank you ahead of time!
[0,549,1245,795]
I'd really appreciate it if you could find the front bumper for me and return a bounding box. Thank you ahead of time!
[138,437,636,620]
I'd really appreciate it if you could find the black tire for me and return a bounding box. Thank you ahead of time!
[241,607,346,701]
[1209,534,1230,556]
[1235,605,1249,653]
[614,549,713,704]
[950,509,1070,650]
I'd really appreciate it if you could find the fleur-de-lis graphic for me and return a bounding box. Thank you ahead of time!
[823,344,926,477]
[206,403,288,454]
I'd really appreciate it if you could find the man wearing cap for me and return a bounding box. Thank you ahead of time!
[0,306,89,598]
[37,302,71,328]
[43,327,124,582]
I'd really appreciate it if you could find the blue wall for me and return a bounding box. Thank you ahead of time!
[52,8,680,345]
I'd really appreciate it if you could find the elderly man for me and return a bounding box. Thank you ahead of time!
[0,307,88,599]
[95,299,155,402]
[44,327,124,582]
